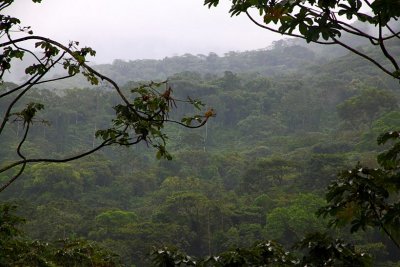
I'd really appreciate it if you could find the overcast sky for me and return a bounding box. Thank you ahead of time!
[8,0,283,64]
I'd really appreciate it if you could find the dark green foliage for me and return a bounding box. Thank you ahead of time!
[151,235,371,267]
[0,203,121,267]
[151,241,298,267]
[151,247,197,267]
[294,232,372,267]
[319,132,400,248]
[337,88,398,129]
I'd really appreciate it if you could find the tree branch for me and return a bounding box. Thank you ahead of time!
[386,25,400,40]
[35,73,76,85]
[7,32,45,67]
[369,199,400,249]
[331,36,397,79]
[378,15,399,71]
[0,123,29,192]
[0,137,114,192]
[0,52,65,135]
[245,11,335,45]
[164,117,211,129]
[0,73,40,98]
[334,20,379,45]
[0,2,12,10]
[16,124,29,160]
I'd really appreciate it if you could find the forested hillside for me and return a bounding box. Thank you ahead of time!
[1,39,400,266]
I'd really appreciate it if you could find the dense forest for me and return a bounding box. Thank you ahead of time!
[1,37,400,266]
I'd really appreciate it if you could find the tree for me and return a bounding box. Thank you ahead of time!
[265,194,328,245]
[204,0,400,81]
[0,0,213,192]
[0,203,121,266]
[337,88,398,129]
[318,131,400,250]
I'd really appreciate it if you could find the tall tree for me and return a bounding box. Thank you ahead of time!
[337,88,398,129]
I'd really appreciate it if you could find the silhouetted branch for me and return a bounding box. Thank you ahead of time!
[378,15,399,71]
[0,123,29,192]
[0,137,114,192]
[245,11,335,45]
[35,73,77,85]
[0,52,65,135]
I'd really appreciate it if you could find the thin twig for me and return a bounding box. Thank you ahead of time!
[378,15,399,71]
[369,200,400,249]
[0,52,65,135]
[16,124,29,160]
[0,137,114,192]
[164,117,210,129]
[331,36,397,79]
[35,73,76,85]
[7,32,45,67]
[0,124,29,192]
[245,11,335,45]
[0,73,40,98]
[0,36,151,121]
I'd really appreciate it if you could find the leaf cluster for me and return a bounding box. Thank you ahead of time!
[95,81,209,160]
[152,236,371,267]
[318,131,400,247]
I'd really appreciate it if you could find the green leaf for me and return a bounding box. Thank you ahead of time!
[299,23,308,35]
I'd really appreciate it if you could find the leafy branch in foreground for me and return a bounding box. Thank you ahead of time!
[0,1,213,192]
[151,235,371,267]
[319,131,400,249]
[204,0,400,80]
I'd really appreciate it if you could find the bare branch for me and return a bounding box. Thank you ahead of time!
[386,25,400,40]
[369,199,400,249]
[334,20,379,45]
[0,2,12,10]
[164,117,211,129]
[35,73,76,85]
[0,73,40,98]
[0,137,114,192]
[7,32,45,67]
[0,123,29,192]
[378,15,400,71]
[0,163,26,193]
[16,123,29,160]
[245,11,335,45]
[331,36,397,78]
[0,52,65,135]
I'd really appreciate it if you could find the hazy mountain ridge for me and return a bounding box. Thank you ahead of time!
[50,38,400,89]
[93,42,320,84]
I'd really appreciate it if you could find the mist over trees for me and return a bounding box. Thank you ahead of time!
[1,0,400,266]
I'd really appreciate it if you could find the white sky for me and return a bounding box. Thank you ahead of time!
[7,0,282,64]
